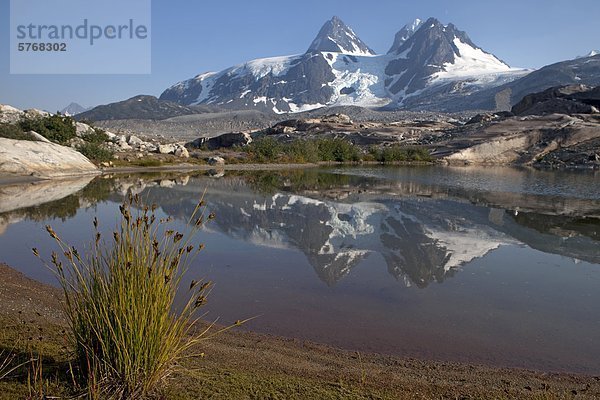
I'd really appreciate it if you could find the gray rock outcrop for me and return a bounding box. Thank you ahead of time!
[440,114,600,166]
[0,138,99,178]
[512,85,600,116]
[187,132,252,150]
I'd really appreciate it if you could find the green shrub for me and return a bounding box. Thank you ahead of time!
[316,138,360,162]
[81,128,109,144]
[247,137,363,163]
[20,115,76,145]
[282,140,320,163]
[76,142,114,162]
[35,195,234,399]
[246,137,283,162]
[0,123,33,141]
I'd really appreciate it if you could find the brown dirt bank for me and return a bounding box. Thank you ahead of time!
[0,262,598,399]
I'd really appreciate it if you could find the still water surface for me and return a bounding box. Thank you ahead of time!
[1,166,599,373]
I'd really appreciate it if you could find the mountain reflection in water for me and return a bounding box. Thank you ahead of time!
[2,168,597,288]
[1,167,600,373]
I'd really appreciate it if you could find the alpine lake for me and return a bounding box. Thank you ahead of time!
[1,165,599,374]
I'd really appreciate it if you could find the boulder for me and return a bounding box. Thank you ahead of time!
[320,113,353,124]
[118,143,133,151]
[208,156,225,166]
[104,131,117,140]
[186,137,207,149]
[0,138,99,178]
[158,144,176,154]
[175,146,189,158]
[23,109,50,119]
[75,122,95,137]
[206,132,252,150]
[24,130,51,143]
[115,135,132,151]
[127,135,144,146]
[0,104,25,124]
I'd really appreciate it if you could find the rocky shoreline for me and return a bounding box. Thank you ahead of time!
[1,84,599,179]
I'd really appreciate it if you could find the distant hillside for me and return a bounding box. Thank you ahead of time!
[76,95,220,121]
[471,54,600,110]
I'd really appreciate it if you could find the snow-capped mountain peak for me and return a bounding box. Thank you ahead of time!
[385,17,517,102]
[160,16,527,113]
[60,102,90,116]
[306,16,376,56]
[387,18,423,54]
[577,50,600,59]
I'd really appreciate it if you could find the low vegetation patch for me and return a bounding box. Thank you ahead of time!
[2,115,115,162]
[0,123,33,141]
[245,137,362,163]
[33,195,226,399]
[19,114,76,145]
[76,126,114,162]
[243,137,431,164]
[76,141,114,163]
[370,145,433,163]
[81,127,109,144]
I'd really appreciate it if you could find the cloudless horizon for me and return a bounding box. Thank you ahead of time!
[1,0,599,111]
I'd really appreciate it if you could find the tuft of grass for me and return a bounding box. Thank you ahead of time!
[0,350,20,381]
[34,194,229,399]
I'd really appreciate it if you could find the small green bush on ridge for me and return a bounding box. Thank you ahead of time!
[245,137,431,164]
[76,142,114,162]
[20,115,76,145]
[370,145,433,163]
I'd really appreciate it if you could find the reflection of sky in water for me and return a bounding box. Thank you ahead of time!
[0,167,599,373]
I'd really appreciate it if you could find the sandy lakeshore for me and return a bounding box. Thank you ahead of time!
[0,262,598,399]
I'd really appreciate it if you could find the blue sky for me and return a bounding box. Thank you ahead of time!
[1,0,599,111]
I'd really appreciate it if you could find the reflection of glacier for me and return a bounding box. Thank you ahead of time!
[157,184,510,287]
[4,171,598,287]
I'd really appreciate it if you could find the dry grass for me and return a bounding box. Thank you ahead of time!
[33,193,236,399]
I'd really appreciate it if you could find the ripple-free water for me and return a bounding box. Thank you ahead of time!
[1,166,599,373]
